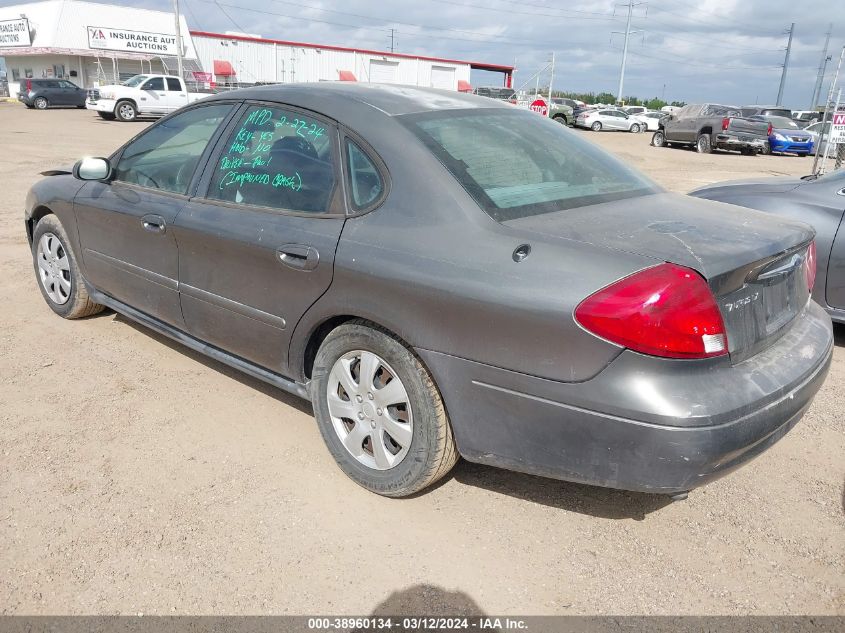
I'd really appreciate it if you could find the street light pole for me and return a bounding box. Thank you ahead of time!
[776,23,794,106]
[616,0,633,105]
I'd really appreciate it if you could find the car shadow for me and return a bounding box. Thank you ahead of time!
[353,584,490,630]
[834,323,845,347]
[439,460,673,520]
[111,311,313,415]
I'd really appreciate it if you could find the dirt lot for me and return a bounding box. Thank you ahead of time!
[0,104,843,616]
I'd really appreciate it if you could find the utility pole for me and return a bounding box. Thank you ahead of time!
[612,1,643,105]
[547,51,555,116]
[811,24,833,109]
[389,29,395,53]
[661,83,666,101]
[776,22,794,106]
[812,45,844,175]
[173,0,184,81]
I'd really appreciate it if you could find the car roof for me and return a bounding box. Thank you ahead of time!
[202,82,510,118]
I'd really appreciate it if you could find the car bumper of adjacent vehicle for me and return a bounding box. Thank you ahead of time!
[86,98,116,113]
[417,300,833,495]
[18,93,32,106]
[715,134,768,151]
[770,138,814,154]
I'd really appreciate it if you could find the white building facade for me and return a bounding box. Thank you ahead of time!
[190,31,512,91]
[0,0,198,98]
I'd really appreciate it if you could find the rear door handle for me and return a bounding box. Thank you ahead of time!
[276,244,319,271]
[141,214,166,234]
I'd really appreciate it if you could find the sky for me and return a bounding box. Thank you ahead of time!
[1,0,843,107]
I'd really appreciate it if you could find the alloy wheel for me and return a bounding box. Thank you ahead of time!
[118,103,135,120]
[36,232,71,305]
[326,350,413,471]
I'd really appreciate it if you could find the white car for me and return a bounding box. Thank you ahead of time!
[575,108,646,133]
[87,74,204,122]
[806,121,840,158]
[639,111,666,131]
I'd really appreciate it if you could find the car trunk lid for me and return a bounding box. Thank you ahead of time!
[505,192,814,362]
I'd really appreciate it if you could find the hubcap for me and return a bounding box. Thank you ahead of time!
[36,232,71,305]
[326,350,413,471]
[119,104,134,119]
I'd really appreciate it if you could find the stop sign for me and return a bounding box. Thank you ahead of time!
[529,98,548,116]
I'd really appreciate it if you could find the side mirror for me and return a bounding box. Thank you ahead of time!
[73,157,112,181]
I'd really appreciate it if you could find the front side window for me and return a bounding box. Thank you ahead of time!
[115,104,233,194]
[403,108,660,222]
[346,140,384,210]
[123,75,148,87]
[207,105,337,213]
[142,77,164,91]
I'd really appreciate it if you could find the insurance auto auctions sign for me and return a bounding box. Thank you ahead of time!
[87,26,179,55]
[831,112,845,144]
[0,18,31,47]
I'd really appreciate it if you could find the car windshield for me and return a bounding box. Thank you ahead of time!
[122,75,149,87]
[402,108,661,222]
[767,116,799,129]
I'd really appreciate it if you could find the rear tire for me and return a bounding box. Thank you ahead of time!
[311,320,458,497]
[31,214,104,319]
[696,134,712,154]
[591,121,602,131]
[33,97,48,110]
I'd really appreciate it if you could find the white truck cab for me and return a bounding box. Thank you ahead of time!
[87,74,204,121]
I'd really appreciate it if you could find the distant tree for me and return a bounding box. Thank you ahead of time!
[622,96,641,106]
[645,98,667,110]
[670,100,687,107]
[595,92,617,105]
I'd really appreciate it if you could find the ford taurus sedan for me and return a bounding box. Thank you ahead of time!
[25,84,833,498]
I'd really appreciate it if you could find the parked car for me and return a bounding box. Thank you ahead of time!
[748,115,814,156]
[691,168,845,324]
[572,103,597,120]
[472,86,517,104]
[651,103,769,154]
[576,108,645,132]
[640,111,666,131]
[18,78,87,109]
[25,84,832,498]
[553,97,581,109]
[661,105,680,114]
[740,105,794,119]
[86,74,204,121]
[622,105,647,116]
[549,98,574,125]
[792,111,822,128]
[806,121,841,158]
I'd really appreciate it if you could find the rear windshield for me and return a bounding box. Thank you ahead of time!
[402,108,660,222]
[765,116,800,129]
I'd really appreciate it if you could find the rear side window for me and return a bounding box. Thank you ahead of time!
[346,140,384,210]
[207,105,337,213]
[166,78,182,91]
[403,108,659,222]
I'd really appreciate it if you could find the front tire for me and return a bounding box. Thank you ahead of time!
[31,215,104,319]
[553,114,568,125]
[696,134,712,154]
[651,130,666,147]
[591,121,602,131]
[311,321,458,497]
[115,100,137,122]
[33,97,48,110]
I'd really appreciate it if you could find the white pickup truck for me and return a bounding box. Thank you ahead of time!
[86,74,205,121]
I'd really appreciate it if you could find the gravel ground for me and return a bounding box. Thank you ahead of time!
[0,105,842,616]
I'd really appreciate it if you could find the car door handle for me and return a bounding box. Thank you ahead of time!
[141,214,166,234]
[276,244,319,271]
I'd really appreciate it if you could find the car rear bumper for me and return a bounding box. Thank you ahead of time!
[715,134,768,150]
[18,94,32,105]
[86,98,116,113]
[417,300,833,494]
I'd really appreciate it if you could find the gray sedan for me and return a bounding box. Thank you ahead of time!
[25,84,832,498]
[575,108,645,132]
[691,169,845,325]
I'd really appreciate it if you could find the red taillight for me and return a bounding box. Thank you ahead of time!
[767,123,773,135]
[805,241,817,291]
[721,117,730,130]
[26,79,32,92]
[575,263,728,359]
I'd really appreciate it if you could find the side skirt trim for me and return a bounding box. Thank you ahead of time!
[87,285,310,400]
